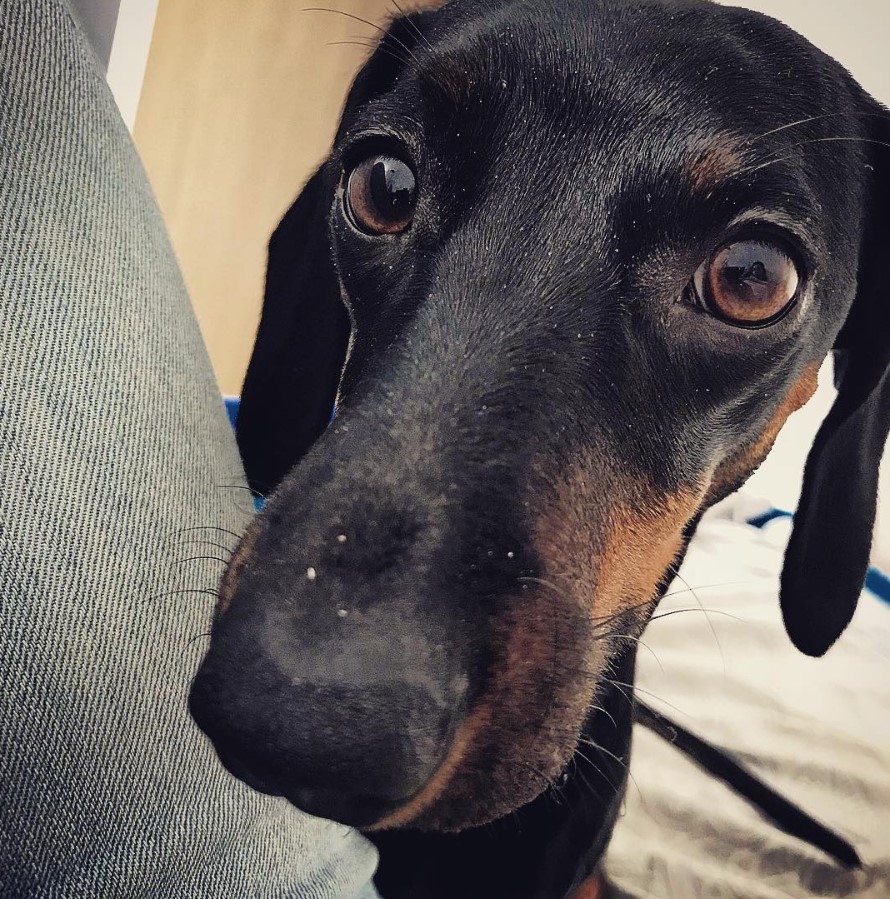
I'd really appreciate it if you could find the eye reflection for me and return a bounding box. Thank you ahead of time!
[346,156,417,236]
[692,239,800,326]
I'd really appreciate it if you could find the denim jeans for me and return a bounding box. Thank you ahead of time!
[0,2,380,896]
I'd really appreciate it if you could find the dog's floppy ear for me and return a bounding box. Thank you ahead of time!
[236,167,348,495]
[237,12,433,494]
[781,96,890,657]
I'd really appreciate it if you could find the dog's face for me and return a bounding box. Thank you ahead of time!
[190,0,889,844]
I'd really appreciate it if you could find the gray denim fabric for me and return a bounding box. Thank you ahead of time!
[0,1,380,896]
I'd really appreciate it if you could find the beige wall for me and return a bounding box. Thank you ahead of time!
[135,1,889,395]
[135,0,396,394]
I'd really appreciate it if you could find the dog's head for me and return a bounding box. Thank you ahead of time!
[190,0,889,841]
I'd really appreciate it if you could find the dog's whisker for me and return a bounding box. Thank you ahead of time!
[326,39,410,69]
[669,571,726,679]
[173,537,237,557]
[173,525,242,542]
[389,0,437,55]
[660,579,751,600]
[587,700,618,730]
[740,135,890,177]
[751,110,890,142]
[175,555,231,566]
[590,599,656,633]
[146,588,221,605]
[649,606,743,625]
[185,631,213,649]
[517,574,574,603]
[577,743,642,808]
[215,482,263,496]
[601,677,691,721]
[304,7,429,75]
[568,754,607,807]
[573,746,619,796]
[600,631,664,674]
[573,744,626,796]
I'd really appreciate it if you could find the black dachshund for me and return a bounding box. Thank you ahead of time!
[189,1,890,896]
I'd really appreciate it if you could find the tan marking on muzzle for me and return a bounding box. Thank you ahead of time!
[216,517,264,617]
[371,579,588,832]
[571,872,610,899]
[535,458,706,630]
[369,702,494,832]
[706,362,820,506]
[371,462,705,833]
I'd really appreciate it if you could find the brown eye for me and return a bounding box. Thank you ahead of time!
[692,239,800,327]
[345,155,417,235]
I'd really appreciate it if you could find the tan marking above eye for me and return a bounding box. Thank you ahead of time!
[693,239,800,326]
[688,139,747,192]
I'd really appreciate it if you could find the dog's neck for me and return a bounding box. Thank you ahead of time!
[369,647,637,899]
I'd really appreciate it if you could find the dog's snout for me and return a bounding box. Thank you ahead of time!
[190,555,469,828]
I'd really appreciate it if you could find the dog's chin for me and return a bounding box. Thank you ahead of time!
[365,733,582,835]
[219,751,409,830]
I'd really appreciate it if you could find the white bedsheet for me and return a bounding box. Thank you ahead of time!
[605,493,890,898]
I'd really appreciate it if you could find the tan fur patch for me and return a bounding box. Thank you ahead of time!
[372,580,590,831]
[370,702,493,831]
[535,456,705,630]
[706,362,820,506]
[689,138,747,192]
[372,459,706,832]
[571,872,610,899]
[596,486,704,626]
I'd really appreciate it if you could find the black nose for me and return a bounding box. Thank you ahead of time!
[188,605,467,829]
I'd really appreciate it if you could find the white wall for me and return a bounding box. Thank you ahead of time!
[105,0,158,132]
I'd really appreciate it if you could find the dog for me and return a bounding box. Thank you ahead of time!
[188,1,890,896]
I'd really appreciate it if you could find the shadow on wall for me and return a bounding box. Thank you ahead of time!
[70,0,121,71]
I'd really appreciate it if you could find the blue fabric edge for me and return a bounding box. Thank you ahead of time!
[223,396,265,512]
[747,507,890,607]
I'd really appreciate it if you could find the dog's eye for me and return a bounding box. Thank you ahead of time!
[345,156,417,235]
[691,239,800,327]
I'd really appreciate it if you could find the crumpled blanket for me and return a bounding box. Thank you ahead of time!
[605,493,890,899]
